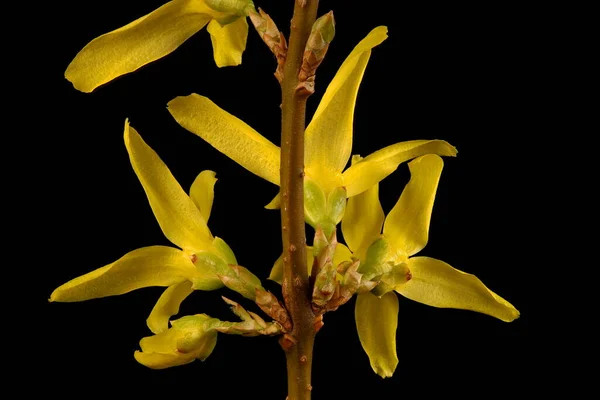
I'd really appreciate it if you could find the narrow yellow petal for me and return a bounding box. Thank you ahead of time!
[65,0,222,92]
[189,170,217,223]
[268,254,284,284]
[147,281,194,334]
[134,351,195,369]
[305,26,388,174]
[342,183,384,255]
[343,140,457,197]
[139,327,180,353]
[384,155,443,256]
[333,243,353,268]
[355,291,399,378]
[265,192,281,209]
[125,121,213,251]
[168,94,280,185]
[207,17,248,67]
[50,246,196,302]
[398,257,520,322]
[268,247,315,284]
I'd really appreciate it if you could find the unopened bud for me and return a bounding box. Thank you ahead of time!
[255,289,292,331]
[310,229,337,283]
[297,11,336,95]
[308,11,336,52]
[218,297,283,336]
[312,261,337,306]
[312,226,329,257]
[134,314,219,368]
[222,296,253,321]
[218,264,264,300]
[249,8,287,82]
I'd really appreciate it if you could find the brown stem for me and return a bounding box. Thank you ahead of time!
[280,0,319,399]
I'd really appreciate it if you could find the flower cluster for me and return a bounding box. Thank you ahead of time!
[52,0,519,378]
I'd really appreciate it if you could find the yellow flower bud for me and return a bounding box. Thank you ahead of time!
[134,314,219,369]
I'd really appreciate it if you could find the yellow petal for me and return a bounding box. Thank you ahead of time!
[343,140,457,197]
[267,253,284,284]
[147,281,194,334]
[355,292,399,378]
[139,326,180,353]
[125,121,213,251]
[190,170,217,223]
[333,243,353,267]
[65,0,223,92]
[398,257,520,322]
[342,183,384,255]
[207,17,248,67]
[305,26,388,175]
[268,247,315,284]
[265,192,281,209]
[383,155,443,257]
[168,94,280,185]
[134,351,196,369]
[50,246,197,302]
[136,327,195,369]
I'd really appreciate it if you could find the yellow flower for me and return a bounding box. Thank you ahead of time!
[341,154,520,378]
[135,314,219,369]
[50,120,238,335]
[66,0,255,92]
[167,26,457,232]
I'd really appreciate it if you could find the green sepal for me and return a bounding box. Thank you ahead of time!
[170,314,219,358]
[359,238,393,281]
[195,250,232,277]
[304,177,327,229]
[212,237,237,265]
[326,186,347,226]
[372,262,411,296]
[219,265,264,300]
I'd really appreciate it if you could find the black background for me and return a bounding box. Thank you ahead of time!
[36,0,533,397]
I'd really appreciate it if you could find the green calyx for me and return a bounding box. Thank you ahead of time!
[359,239,412,296]
[304,178,347,237]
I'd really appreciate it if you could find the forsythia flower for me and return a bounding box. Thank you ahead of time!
[135,314,219,369]
[50,120,238,336]
[66,0,255,92]
[167,26,457,233]
[341,154,520,378]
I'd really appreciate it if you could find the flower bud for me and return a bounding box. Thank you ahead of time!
[298,11,336,94]
[248,8,287,81]
[218,264,264,300]
[134,314,218,369]
[218,296,285,336]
